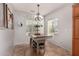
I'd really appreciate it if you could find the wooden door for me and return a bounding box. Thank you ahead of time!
[73,18,79,55]
[73,4,79,56]
[73,39,79,55]
[74,6,79,17]
[74,18,79,38]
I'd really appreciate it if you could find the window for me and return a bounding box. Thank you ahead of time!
[47,18,59,36]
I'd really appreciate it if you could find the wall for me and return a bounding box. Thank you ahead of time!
[0,29,14,56]
[14,11,33,45]
[14,10,44,45]
[0,4,3,27]
[0,3,14,56]
[44,4,72,50]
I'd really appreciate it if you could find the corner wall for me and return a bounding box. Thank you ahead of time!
[44,4,72,51]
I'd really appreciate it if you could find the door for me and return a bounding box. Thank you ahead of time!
[73,4,79,56]
[74,18,79,38]
[73,39,79,55]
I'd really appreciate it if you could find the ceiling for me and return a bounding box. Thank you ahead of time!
[8,3,66,16]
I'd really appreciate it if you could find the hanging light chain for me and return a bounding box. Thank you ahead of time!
[37,4,40,16]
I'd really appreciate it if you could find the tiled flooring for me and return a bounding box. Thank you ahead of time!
[13,41,71,56]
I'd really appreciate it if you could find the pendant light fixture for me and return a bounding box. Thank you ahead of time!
[34,4,43,35]
[34,4,43,21]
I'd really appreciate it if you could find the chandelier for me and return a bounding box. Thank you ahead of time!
[34,4,43,21]
[34,4,43,35]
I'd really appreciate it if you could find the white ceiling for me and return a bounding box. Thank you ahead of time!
[8,3,66,16]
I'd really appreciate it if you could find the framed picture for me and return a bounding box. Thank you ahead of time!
[4,3,14,29]
[7,8,13,29]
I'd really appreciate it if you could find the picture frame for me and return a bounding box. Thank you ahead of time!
[3,3,14,29]
[7,7,13,29]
